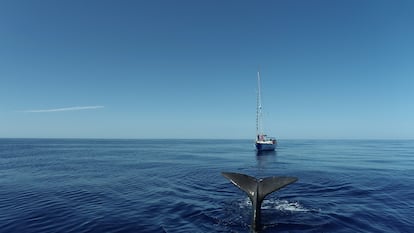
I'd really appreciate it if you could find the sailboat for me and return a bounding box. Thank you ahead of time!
[255,70,276,151]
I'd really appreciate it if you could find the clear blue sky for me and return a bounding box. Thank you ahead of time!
[1,0,413,139]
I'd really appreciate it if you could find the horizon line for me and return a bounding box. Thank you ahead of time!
[0,137,413,141]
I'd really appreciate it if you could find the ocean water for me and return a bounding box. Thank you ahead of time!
[0,139,413,233]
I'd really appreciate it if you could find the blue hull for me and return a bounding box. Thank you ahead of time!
[255,142,276,151]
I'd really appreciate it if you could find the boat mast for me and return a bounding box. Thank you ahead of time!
[256,70,263,137]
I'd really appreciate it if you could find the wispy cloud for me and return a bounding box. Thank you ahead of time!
[23,106,104,113]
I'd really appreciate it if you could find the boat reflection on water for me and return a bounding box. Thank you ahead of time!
[256,150,277,168]
[256,150,276,157]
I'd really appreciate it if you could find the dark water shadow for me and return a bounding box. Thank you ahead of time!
[256,150,277,157]
[255,150,277,169]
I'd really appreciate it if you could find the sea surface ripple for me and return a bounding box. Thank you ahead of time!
[1,139,413,232]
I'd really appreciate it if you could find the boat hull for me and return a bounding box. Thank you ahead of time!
[255,142,276,151]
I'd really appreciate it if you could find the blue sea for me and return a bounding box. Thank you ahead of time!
[1,139,413,232]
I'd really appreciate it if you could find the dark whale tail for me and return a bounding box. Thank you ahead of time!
[222,172,298,230]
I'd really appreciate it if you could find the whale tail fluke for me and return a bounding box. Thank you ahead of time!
[222,172,258,200]
[222,172,298,230]
[222,172,297,200]
[258,176,298,200]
